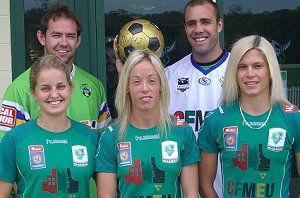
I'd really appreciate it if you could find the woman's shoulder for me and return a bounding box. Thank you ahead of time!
[275,103,300,124]
[70,119,101,141]
[10,119,37,134]
[2,119,38,144]
[101,123,120,137]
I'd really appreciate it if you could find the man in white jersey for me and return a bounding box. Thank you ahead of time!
[164,0,229,197]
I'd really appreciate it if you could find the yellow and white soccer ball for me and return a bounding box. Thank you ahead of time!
[117,19,165,62]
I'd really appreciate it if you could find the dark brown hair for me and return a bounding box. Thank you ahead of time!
[183,0,221,23]
[39,3,82,36]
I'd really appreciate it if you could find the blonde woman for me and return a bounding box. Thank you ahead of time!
[198,35,300,198]
[95,50,200,197]
[0,55,99,197]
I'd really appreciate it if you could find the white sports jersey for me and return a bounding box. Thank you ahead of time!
[165,50,230,198]
[165,51,230,135]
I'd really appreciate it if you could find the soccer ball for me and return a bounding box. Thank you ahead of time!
[117,19,164,62]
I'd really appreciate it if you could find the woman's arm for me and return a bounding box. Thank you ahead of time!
[198,150,218,198]
[96,172,117,198]
[0,180,13,198]
[181,163,199,198]
[295,152,300,177]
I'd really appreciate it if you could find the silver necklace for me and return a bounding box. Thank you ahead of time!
[239,104,272,130]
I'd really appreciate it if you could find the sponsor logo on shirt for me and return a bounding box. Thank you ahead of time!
[28,145,46,170]
[135,134,160,141]
[232,144,270,171]
[0,105,16,127]
[173,110,209,132]
[223,126,238,151]
[72,145,88,167]
[198,76,211,86]
[125,157,166,186]
[118,142,132,166]
[46,139,68,144]
[80,84,92,97]
[176,77,190,92]
[267,128,286,152]
[124,159,142,185]
[226,179,274,197]
[162,141,178,163]
[42,168,79,194]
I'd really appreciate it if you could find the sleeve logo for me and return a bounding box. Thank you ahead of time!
[0,105,16,127]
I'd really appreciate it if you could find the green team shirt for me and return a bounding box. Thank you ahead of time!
[0,64,111,139]
[0,119,100,197]
[95,117,200,197]
[198,101,300,198]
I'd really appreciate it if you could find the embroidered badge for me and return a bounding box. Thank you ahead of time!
[80,84,92,97]
[162,141,178,163]
[28,145,46,170]
[223,126,238,151]
[177,77,190,92]
[267,128,286,152]
[118,142,132,166]
[0,105,16,127]
[72,145,88,167]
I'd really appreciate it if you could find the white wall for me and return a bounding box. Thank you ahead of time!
[0,0,12,104]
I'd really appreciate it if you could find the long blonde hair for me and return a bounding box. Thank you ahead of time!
[222,35,288,105]
[115,49,171,140]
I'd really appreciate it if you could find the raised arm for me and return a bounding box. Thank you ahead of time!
[113,36,124,76]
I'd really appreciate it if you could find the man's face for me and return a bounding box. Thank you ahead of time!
[184,3,222,59]
[38,17,81,69]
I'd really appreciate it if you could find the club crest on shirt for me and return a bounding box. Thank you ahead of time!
[162,141,178,163]
[72,145,88,167]
[80,84,92,97]
[118,142,132,166]
[176,77,190,92]
[223,126,238,151]
[267,128,286,152]
[28,145,46,170]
